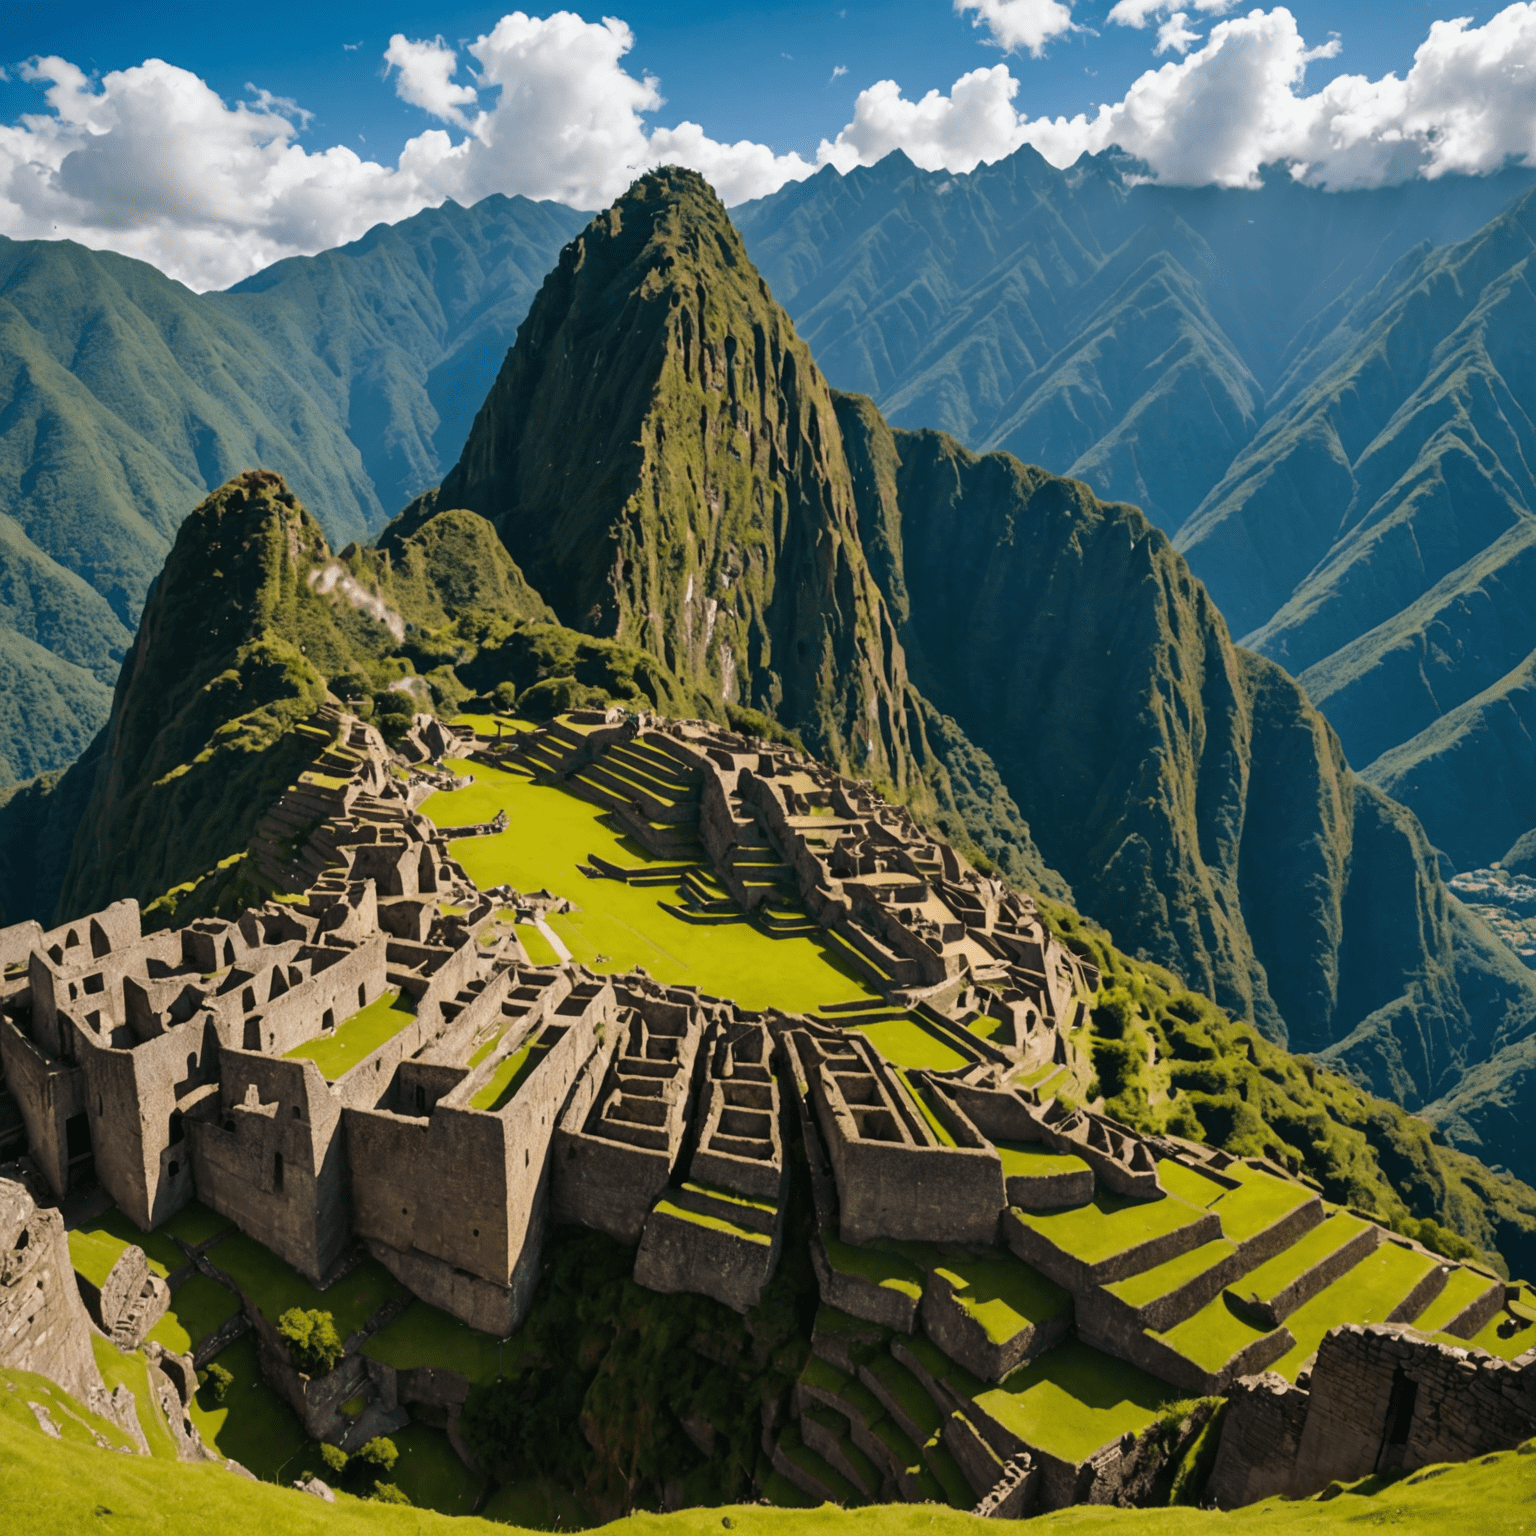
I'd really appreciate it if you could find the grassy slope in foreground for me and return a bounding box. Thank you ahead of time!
[2,1407,1535,1535]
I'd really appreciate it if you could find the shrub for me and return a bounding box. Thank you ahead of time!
[354,1437,399,1478]
[369,1483,412,1505]
[320,1443,349,1478]
[490,680,518,712]
[518,675,614,719]
[198,1362,233,1404]
[1092,993,1135,1039]
[277,1307,344,1377]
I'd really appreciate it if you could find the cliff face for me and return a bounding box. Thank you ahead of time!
[832,400,1536,1120]
[439,170,917,790]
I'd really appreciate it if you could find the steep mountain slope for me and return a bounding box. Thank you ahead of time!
[0,200,583,782]
[832,397,1536,1123]
[732,154,1536,873]
[437,169,915,784]
[733,150,1536,532]
[210,194,590,518]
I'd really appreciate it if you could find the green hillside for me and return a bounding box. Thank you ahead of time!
[0,199,583,783]
[2,1394,1531,1536]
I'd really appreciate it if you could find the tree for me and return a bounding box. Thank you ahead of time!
[276,1307,344,1377]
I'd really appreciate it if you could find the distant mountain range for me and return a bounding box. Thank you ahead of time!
[7,170,1535,1192]
[4,150,1536,880]
[732,149,1536,875]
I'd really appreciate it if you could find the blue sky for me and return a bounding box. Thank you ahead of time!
[2,0,1498,165]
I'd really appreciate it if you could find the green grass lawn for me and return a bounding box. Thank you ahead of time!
[189,1333,310,1482]
[1206,1167,1317,1242]
[1444,1292,1536,1361]
[1269,1242,1443,1379]
[285,988,417,1080]
[1106,1239,1236,1310]
[1154,1158,1234,1210]
[4,1395,1536,1535]
[1008,1190,1207,1269]
[995,1141,1091,1181]
[421,764,878,1013]
[1155,1292,1274,1374]
[931,1251,1072,1344]
[974,1340,1175,1464]
[91,1335,178,1460]
[854,1017,967,1072]
[1411,1265,1501,1336]
[517,923,562,965]
[818,1231,924,1302]
[363,1300,520,1385]
[471,1032,552,1111]
[148,1273,243,1356]
[70,1201,199,1285]
[480,1476,593,1530]
[1229,1213,1374,1306]
[162,1200,235,1249]
[386,1422,485,1516]
[206,1235,407,1338]
[653,1199,771,1244]
[452,713,536,738]
[0,1365,139,1454]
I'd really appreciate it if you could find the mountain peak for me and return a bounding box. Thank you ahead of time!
[438,171,919,784]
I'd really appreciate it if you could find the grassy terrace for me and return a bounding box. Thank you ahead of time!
[995,1141,1090,1180]
[653,1198,771,1244]
[422,762,880,1013]
[68,1198,229,1286]
[148,1273,243,1358]
[930,1251,1071,1344]
[894,1068,957,1145]
[186,1332,309,1481]
[1440,1281,1536,1360]
[972,1340,1175,1465]
[1107,1238,1236,1310]
[1269,1241,1443,1380]
[207,1233,407,1337]
[1230,1212,1374,1306]
[1155,1292,1274,1375]
[819,1231,925,1302]
[284,988,416,1080]
[856,1016,967,1072]
[367,1301,526,1384]
[470,1029,553,1111]
[1008,1190,1207,1268]
[1401,1263,1498,1337]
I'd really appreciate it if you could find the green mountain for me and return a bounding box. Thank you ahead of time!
[0,197,585,786]
[732,155,1536,873]
[9,170,1536,1187]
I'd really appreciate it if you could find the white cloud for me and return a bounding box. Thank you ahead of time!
[956,0,1077,57]
[383,35,479,130]
[4,6,1536,291]
[1155,14,1202,56]
[822,4,1536,191]
[1107,0,1235,27]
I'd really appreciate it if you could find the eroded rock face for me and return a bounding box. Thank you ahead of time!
[0,1169,103,1402]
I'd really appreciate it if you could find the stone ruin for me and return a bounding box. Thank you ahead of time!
[0,703,1531,1512]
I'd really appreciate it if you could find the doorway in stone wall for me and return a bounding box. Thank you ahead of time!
[64,1111,95,1191]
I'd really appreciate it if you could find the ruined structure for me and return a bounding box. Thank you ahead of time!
[2,704,1533,1514]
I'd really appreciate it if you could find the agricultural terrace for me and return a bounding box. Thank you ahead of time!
[284,989,417,1079]
[420,761,881,1014]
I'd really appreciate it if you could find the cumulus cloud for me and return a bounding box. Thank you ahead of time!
[4,6,1536,290]
[822,4,1536,191]
[383,35,479,129]
[956,0,1077,56]
[0,12,812,289]
[1107,0,1235,28]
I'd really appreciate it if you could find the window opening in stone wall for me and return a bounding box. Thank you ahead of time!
[168,1160,179,1178]
[89,919,110,958]
[242,987,256,1013]
[323,1008,335,1031]
[273,1151,284,1191]
[415,1085,426,1113]
[169,1110,184,1145]
[359,984,367,1009]
[97,1095,103,1117]
[187,1052,198,1075]
[65,929,79,948]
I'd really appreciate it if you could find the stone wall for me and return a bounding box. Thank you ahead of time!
[0,1170,103,1402]
[1209,1325,1536,1506]
[187,1053,349,1283]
